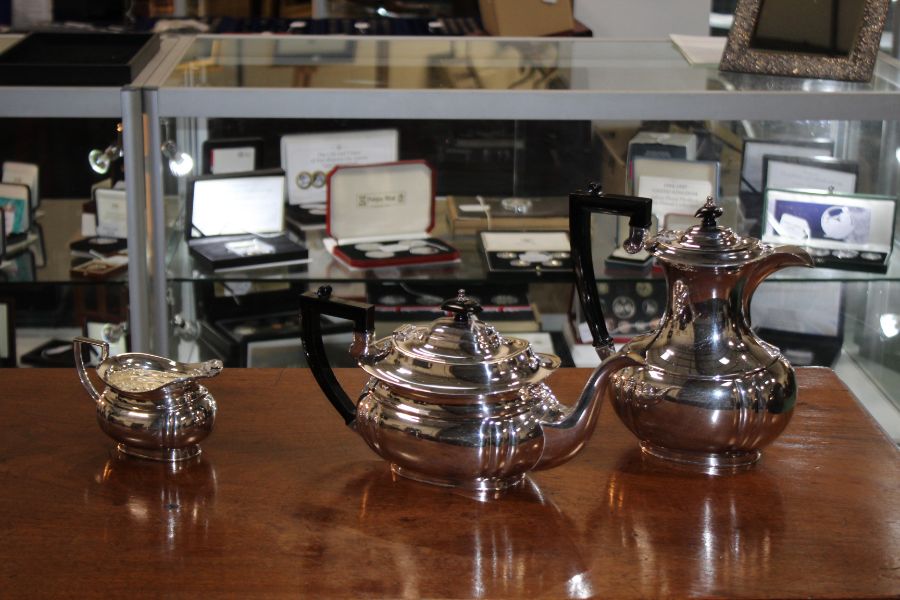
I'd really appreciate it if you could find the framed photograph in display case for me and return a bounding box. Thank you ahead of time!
[0,297,14,367]
[762,188,896,273]
[719,0,889,82]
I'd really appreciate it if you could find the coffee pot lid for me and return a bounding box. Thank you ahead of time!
[360,290,560,397]
[648,197,772,268]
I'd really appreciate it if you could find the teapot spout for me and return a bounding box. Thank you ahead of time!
[743,245,814,315]
[535,353,639,470]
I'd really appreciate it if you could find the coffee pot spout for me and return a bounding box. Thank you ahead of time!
[535,353,640,470]
[743,245,814,312]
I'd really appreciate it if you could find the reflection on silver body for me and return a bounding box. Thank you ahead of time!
[584,198,814,470]
[300,289,623,491]
[73,337,222,462]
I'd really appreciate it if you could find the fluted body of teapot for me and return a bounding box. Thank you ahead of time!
[299,288,624,491]
[570,190,814,469]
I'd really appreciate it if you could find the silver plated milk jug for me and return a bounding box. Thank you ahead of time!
[74,337,222,462]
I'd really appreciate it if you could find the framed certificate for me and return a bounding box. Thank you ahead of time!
[631,157,720,223]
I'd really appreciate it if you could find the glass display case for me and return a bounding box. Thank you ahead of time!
[132,35,900,437]
[3,33,894,434]
[0,34,182,364]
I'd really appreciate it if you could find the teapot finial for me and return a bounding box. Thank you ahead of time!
[441,289,483,322]
[694,196,723,229]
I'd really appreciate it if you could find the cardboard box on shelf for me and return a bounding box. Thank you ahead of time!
[478,0,573,36]
[595,124,640,196]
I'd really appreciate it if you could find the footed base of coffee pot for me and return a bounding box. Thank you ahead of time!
[640,442,762,471]
[117,443,202,462]
[390,464,526,492]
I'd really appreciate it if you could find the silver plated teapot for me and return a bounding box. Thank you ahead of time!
[74,337,222,462]
[298,288,630,492]
[570,186,814,470]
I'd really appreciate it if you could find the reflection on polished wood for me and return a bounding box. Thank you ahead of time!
[0,368,897,598]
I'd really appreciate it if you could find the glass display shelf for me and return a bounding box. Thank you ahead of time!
[148,35,900,120]
[163,197,900,285]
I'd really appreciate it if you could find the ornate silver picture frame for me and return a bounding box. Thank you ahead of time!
[720,0,889,82]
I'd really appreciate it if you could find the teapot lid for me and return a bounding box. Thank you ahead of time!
[648,197,773,268]
[360,290,560,398]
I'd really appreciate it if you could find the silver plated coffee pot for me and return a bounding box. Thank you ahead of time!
[299,288,629,492]
[570,186,814,470]
[74,337,222,461]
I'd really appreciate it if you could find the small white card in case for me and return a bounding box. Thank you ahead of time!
[95,188,128,239]
[2,162,39,209]
[190,174,286,237]
[281,129,399,206]
[211,147,256,175]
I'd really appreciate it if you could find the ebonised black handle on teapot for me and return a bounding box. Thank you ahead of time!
[299,285,375,426]
[569,184,652,358]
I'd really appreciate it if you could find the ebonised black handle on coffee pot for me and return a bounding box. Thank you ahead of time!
[569,183,653,358]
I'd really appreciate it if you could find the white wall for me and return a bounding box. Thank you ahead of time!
[574,0,710,38]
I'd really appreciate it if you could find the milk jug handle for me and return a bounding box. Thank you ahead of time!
[569,185,652,356]
[73,337,109,402]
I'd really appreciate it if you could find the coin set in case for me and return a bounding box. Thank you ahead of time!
[325,161,459,269]
[762,188,896,273]
[185,169,309,272]
[281,129,399,231]
[569,279,667,345]
[478,231,572,278]
[367,282,539,331]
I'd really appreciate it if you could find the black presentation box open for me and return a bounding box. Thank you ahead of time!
[0,32,159,86]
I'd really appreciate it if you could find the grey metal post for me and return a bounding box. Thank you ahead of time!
[893,1,900,59]
[144,88,171,356]
[121,86,150,352]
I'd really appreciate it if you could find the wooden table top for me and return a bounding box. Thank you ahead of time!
[1,367,897,599]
